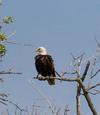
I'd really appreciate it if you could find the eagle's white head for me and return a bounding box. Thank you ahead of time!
[36,47,47,55]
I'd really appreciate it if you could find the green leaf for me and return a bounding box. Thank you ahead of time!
[3,16,14,24]
[0,32,7,41]
[0,44,6,57]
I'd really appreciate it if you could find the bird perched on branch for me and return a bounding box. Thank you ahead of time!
[35,47,56,85]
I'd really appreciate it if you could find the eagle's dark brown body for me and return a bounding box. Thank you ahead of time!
[35,55,56,85]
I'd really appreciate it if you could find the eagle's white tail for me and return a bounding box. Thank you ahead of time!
[47,76,55,85]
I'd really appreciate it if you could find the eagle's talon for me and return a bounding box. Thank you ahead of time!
[36,75,38,79]
[38,76,44,81]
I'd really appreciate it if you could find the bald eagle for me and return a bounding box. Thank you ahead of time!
[35,47,56,85]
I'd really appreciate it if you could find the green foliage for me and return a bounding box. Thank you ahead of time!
[0,32,7,41]
[0,15,14,58]
[0,44,6,57]
[3,16,13,24]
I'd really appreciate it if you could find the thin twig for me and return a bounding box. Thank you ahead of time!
[0,93,8,97]
[93,89,100,94]
[0,97,24,112]
[7,31,16,39]
[8,100,25,112]
[0,100,7,105]
[90,69,100,79]
[55,71,61,77]
[28,80,55,114]
[5,40,34,47]
[0,71,22,74]
[62,71,77,76]
[88,89,100,95]
[88,83,100,90]
[70,53,85,61]
[95,37,100,48]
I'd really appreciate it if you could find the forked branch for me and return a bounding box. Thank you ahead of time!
[34,76,98,115]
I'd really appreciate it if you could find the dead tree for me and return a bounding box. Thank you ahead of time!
[34,49,100,115]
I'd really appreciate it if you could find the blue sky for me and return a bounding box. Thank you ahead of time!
[0,0,100,114]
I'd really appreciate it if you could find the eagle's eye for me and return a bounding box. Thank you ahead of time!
[36,48,42,53]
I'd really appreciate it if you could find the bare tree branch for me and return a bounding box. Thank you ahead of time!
[70,53,85,62]
[88,89,100,95]
[5,40,34,47]
[81,61,90,81]
[88,83,100,90]
[93,89,100,95]
[34,76,98,115]
[56,108,61,115]
[62,71,77,76]
[90,69,100,79]
[0,100,7,105]
[55,71,61,77]
[0,71,22,75]
[64,105,70,115]
[0,97,25,112]
[76,61,90,115]
[95,37,100,48]
[0,93,8,98]
[75,57,82,115]
[76,88,81,115]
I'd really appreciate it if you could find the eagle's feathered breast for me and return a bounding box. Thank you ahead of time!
[35,55,56,85]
